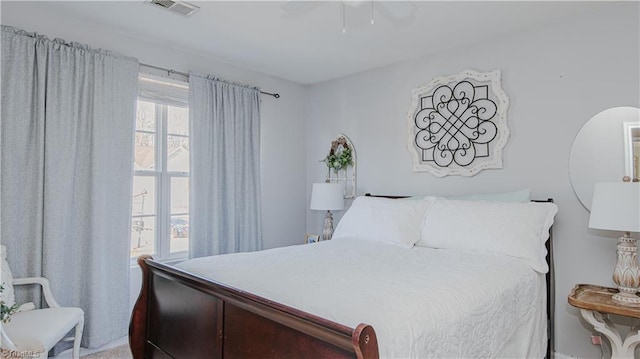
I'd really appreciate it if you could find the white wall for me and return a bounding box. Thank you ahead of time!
[306,4,639,358]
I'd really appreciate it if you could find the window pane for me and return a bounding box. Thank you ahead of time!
[170,177,189,254]
[135,132,155,171]
[170,215,189,253]
[167,106,189,135]
[171,177,189,214]
[136,100,156,131]
[167,136,189,172]
[131,216,155,258]
[132,176,156,216]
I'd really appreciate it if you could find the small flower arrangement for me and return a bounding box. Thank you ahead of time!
[1,284,19,323]
[322,137,353,172]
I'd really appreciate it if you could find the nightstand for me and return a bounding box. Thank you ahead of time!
[568,284,640,358]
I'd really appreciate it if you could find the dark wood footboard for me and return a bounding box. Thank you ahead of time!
[129,255,379,359]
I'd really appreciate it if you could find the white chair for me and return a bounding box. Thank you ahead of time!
[1,246,84,359]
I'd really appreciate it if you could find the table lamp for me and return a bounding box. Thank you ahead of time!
[310,183,345,241]
[589,182,640,305]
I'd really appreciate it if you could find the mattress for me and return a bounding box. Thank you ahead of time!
[178,237,546,358]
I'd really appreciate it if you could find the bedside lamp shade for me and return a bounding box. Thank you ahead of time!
[310,183,344,211]
[310,183,344,241]
[589,182,640,233]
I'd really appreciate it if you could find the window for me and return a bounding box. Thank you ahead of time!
[131,76,189,260]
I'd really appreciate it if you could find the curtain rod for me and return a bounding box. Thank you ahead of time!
[140,63,280,99]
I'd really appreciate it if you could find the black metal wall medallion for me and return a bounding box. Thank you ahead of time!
[407,69,510,177]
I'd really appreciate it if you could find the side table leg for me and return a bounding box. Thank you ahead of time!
[580,309,640,358]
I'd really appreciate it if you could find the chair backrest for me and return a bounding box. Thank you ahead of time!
[1,245,16,308]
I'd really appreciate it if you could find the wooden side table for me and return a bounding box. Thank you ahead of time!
[568,284,640,358]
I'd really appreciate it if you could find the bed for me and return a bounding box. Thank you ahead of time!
[129,194,557,359]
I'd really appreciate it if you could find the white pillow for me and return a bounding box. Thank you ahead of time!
[445,188,532,203]
[405,189,532,203]
[416,199,558,273]
[333,196,436,248]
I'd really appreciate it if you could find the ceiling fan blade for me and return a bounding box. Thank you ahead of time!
[376,1,416,27]
[379,1,416,20]
[281,1,324,14]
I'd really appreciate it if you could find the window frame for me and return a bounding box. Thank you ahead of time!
[132,100,190,263]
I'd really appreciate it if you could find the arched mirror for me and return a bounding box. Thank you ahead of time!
[569,107,640,210]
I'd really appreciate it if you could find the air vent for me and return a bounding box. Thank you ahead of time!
[148,0,200,17]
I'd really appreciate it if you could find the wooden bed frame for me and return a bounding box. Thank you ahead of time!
[129,256,378,359]
[129,195,555,359]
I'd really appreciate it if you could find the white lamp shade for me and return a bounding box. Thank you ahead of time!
[310,183,345,211]
[589,182,640,232]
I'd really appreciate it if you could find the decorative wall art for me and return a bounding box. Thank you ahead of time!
[322,134,356,198]
[407,69,510,177]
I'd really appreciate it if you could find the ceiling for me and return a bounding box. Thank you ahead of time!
[4,1,609,84]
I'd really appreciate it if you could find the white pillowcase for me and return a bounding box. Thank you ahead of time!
[333,196,436,248]
[416,199,558,273]
[404,189,532,203]
[445,188,532,203]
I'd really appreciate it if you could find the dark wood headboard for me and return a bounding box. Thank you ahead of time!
[363,193,555,359]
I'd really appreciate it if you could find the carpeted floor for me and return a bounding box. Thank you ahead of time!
[81,344,132,359]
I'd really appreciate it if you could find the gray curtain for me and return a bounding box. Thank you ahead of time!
[189,73,262,257]
[1,26,138,348]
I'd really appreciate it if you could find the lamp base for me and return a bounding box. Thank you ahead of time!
[321,210,334,241]
[612,233,640,306]
[612,290,640,306]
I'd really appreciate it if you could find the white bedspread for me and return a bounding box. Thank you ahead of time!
[178,238,546,358]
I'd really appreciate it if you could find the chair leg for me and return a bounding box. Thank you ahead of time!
[72,316,84,359]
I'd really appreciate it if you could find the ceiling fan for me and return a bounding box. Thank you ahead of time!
[281,1,417,31]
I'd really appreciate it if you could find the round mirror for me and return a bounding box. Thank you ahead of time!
[569,107,640,210]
